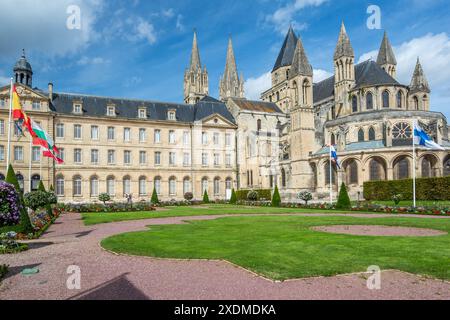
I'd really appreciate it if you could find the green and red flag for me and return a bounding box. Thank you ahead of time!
[30,119,58,154]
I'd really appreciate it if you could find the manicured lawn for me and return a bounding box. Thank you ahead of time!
[102,215,450,281]
[82,204,369,225]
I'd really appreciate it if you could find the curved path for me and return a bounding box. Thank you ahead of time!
[0,212,449,300]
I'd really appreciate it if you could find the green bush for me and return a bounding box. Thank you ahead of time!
[99,193,111,205]
[184,192,193,201]
[229,189,237,204]
[203,190,210,204]
[236,189,272,201]
[336,183,351,210]
[24,191,51,211]
[297,191,313,205]
[5,165,32,233]
[364,176,450,201]
[150,188,159,205]
[271,186,281,207]
[38,180,46,192]
[247,190,259,201]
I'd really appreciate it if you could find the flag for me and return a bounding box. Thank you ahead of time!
[12,85,25,120]
[414,122,445,151]
[30,119,58,153]
[330,145,340,169]
[43,149,64,164]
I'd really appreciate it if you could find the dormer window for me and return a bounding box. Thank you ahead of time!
[107,106,116,117]
[168,110,176,121]
[73,104,82,114]
[138,108,147,119]
[32,101,41,110]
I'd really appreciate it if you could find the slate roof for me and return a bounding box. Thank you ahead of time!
[377,32,397,66]
[313,140,385,156]
[313,60,400,103]
[50,93,236,124]
[230,98,283,114]
[272,26,298,72]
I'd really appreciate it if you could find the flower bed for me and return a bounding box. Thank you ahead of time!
[57,201,156,213]
[0,232,28,254]
[0,182,21,227]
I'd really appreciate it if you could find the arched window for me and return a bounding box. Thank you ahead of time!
[139,176,147,196]
[183,177,191,195]
[281,169,286,188]
[368,127,376,141]
[201,178,208,194]
[395,157,410,180]
[358,129,365,142]
[293,81,298,105]
[73,175,82,196]
[444,156,450,177]
[413,96,419,110]
[257,119,262,132]
[276,91,280,101]
[169,177,176,196]
[31,174,40,191]
[396,91,403,108]
[421,157,435,178]
[346,160,358,185]
[382,90,390,108]
[366,92,373,110]
[369,159,383,181]
[214,177,220,195]
[225,178,232,190]
[330,133,336,146]
[123,176,131,196]
[16,174,24,192]
[352,95,358,113]
[107,176,115,196]
[154,177,161,195]
[56,175,64,196]
[302,79,310,105]
[90,176,99,197]
[422,95,428,109]
[324,162,336,185]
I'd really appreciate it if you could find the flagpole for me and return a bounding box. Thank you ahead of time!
[329,145,333,204]
[6,78,13,171]
[412,120,417,208]
[28,137,32,192]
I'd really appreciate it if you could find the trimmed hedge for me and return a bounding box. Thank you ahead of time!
[364,176,450,201]
[236,189,272,201]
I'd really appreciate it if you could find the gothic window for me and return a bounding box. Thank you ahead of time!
[382,90,390,108]
[422,95,428,108]
[421,157,434,178]
[346,160,358,185]
[358,128,365,142]
[368,127,376,141]
[352,95,358,113]
[276,91,280,102]
[366,92,373,110]
[302,80,309,105]
[293,81,298,105]
[324,162,336,185]
[395,157,410,180]
[281,169,286,188]
[413,96,419,110]
[396,91,403,108]
[369,158,385,181]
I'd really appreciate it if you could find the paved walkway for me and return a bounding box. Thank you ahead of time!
[0,212,449,300]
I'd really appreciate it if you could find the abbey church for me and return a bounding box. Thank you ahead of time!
[0,23,449,202]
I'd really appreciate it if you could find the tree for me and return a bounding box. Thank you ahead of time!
[297,191,313,205]
[38,180,46,192]
[99,193,111,205]
[5,165,33,233]
[271,185,281,207]
[150,188,159,205]
[229,189,237,204]
[336,183,351,210]
[202,190,210,204]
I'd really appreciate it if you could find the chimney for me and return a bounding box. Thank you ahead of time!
[48,83,53,102]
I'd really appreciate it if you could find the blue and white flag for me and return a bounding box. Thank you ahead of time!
[413,122,445,150]
[330,145,341,169]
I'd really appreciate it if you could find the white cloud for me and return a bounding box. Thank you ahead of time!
[244,72,271,100]
[266,0,328,34]
[162,8,175,18]
[0,0,103,57]
[77,56,110,66]
[358,33,450,117]
[244,68,333,100]
[134,19,157,44]
[176,14,185,32]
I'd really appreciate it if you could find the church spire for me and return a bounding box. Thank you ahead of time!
[273,25,298,72]
[189,30,202,71]
[410,57,430,94]
[219,36,244,101]
[290,37,313,78]
[377,31,397,78]
[334,22,354,60]
[184,30,209,104]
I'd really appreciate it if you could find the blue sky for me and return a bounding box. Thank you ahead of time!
[0,0,449,118]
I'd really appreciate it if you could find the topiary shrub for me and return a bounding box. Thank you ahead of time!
[150,188,159,205]
[271,185,281,207]
[203,190,210,204]
[0,182,21,226]
[38,180,46,192]
[24,191,51,211]
[99,193,111,205]
[336,183,351,210]
[5,165,32,233]
[229,189,237,204]
[184,192,193,201]
[247,190,259,201]
[392,194,402,206]
[297,191,313,205]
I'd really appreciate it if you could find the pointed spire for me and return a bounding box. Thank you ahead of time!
[290,37,313,77]
[377,31,397,66]
[219,36,244,100]
[223,37,238,81]
[273,25,299,72]
[334,22,354,60]
[410,57,430,93]
[189,30,202,71]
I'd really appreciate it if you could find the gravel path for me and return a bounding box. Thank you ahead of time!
[0,212,449,300]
